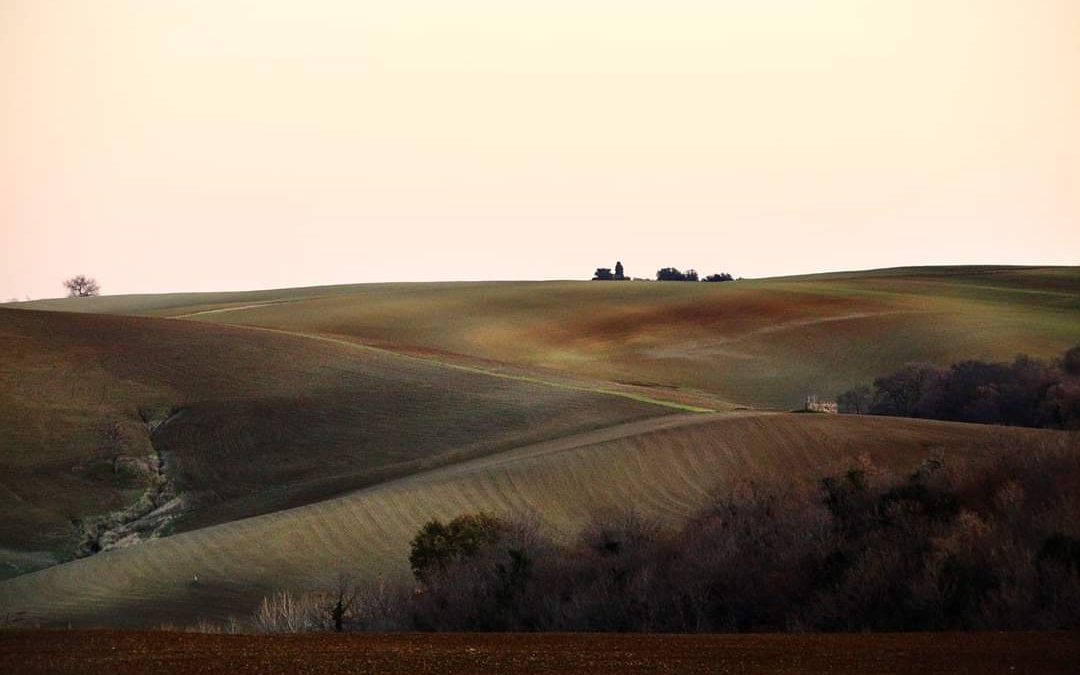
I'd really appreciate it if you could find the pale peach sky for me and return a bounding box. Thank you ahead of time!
[2,0,1078,299]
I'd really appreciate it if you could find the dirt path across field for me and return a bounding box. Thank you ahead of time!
[2,630,1078,675]
[186,321,724,413]
[170,298,318,318]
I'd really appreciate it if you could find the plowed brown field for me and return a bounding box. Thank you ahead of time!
[2,629,1078,675]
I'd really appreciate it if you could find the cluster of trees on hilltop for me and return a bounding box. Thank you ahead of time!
[657,267,698,281]
[592,263,735,282]
[246,448,1080,633]
[838,345,1080,429]
[657,268,734,282]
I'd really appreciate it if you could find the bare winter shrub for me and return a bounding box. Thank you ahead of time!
[349,576,409,630]
[187,618,223,634]
[252,590,323,633]
[251,572,411,633]
[680,480,831,631]
[539,509,673,631]
[802,440,1080,631]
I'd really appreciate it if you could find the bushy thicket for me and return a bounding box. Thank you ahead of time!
[652,268,733,282]
[656,267,699,282]
[838,346,1080,429]
[258,441,1079,633]
[703,273,734,282]
[408,513,504,581]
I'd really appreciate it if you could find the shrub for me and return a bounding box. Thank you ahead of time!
[703,273,734,282]
[656,267,700,282]
[252,590,323,633]
[1063,346,1080,377]
[408,512,505,581]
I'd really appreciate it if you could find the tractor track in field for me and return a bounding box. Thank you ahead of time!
[169,298,322,318]
[169,318,724,414]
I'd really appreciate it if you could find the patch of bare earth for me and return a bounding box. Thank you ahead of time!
[1,630,1078,675]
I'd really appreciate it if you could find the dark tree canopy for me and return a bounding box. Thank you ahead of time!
[656,267,701,282]
[408,512,505,581]
[63,275,100,298]
[837,384,873,414]
[384,450,1080,632]
[614,261,625,280]
[871,363,942,417]
[839,345,1080,429]
[1064,346,1080,377]
[704,273,734,282]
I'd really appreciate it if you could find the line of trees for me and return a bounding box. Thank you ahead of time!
[657,267,698,281]
[837,345,1080,429]
[656,268,734,282]
[239,445,1080,633]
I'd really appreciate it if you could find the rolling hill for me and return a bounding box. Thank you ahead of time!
[1,265,1077,627]
[0,412,1066,627]
[17,266,1079,409]
[0,307,673,578]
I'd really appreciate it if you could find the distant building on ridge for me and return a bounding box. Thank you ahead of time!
[804,395,838,414]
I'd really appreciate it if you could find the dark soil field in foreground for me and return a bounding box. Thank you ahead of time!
[2,630,1078,675]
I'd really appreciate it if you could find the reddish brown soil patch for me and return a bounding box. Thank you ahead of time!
[2,630,1077,675]
[560,290,893,344]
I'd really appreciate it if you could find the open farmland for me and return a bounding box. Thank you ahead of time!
[0,307,671,578]
[2,266,1078,629]
[3,629,1079,675]
[18,266,1079,410]
[0,412,1064,628]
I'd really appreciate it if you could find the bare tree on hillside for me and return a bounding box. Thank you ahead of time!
[837,385,873,414]
[63,275,100,297]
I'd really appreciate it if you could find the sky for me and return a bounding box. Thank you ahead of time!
[2,0,1078,299]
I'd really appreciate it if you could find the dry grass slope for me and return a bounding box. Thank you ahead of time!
[0,412,1063,628]
[19,266,1078,409]
[0,308,668,576]
[3,266,1076,626]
